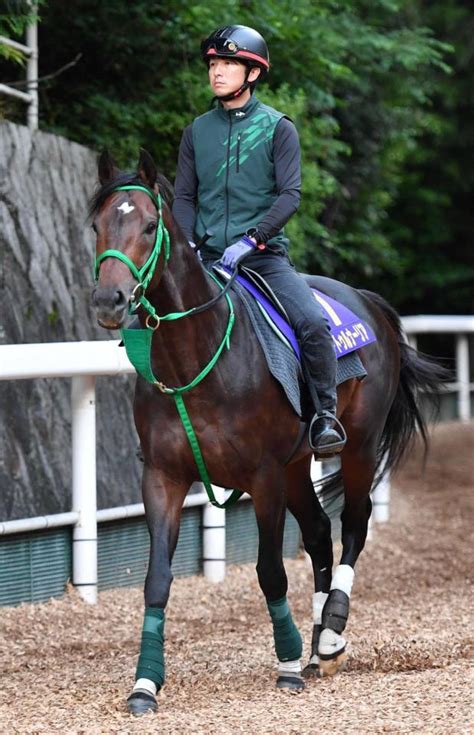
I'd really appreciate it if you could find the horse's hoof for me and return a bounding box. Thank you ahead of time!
[302,662,321,679]
[318,650,347,677]
[318,627,347,677]
[127,690,157,715]
[276,674,305,692]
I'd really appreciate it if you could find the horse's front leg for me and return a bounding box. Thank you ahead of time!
[127,465,189,716]
[252,477,305,692]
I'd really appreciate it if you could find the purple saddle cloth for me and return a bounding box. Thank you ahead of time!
[235,274,377,361]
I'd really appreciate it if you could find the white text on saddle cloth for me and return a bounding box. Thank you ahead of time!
[312,289,377,356]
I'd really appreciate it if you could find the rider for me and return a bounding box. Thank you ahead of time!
[172,24,345,456]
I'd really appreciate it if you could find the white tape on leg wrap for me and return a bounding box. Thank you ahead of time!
[319,627,346,656]
[133,678,157,696]
[278,658,302,674]
[312,591,328,624]
[330,564,354,597]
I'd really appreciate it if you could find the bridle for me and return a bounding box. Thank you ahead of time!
[93,182,242,509]
[94,183,240,328]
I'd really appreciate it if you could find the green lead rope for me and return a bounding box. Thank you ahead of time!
[120,273,243,509]
[173,394,242,509]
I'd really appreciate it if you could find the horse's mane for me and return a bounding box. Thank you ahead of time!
[88,170,174,219]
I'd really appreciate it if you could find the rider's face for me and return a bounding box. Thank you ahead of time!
[208,58,260,97]
[208,58,247,96]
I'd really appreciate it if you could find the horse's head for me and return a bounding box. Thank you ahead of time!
[90,149,172,329]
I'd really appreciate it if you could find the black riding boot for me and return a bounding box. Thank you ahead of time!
[303,357,346,457]
[308,410,346,457]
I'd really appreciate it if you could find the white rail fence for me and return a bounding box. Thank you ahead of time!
[0,8,39,131]
[0,316,472,603]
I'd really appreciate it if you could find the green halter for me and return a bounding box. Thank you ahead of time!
[94,183,242,509]
[94,185,170,319]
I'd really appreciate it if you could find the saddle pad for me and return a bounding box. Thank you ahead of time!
[234,282,367,418]
[235,273,377,359]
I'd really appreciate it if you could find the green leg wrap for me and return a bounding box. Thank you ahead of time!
[135,607,165,689]
[267,596,302,662]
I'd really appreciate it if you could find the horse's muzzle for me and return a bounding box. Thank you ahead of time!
[92,285,129,329]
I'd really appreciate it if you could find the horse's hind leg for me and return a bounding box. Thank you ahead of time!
[251,473,305,692]
[318,445,377,676]
[285,456,335,678]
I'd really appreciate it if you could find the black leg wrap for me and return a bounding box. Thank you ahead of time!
[321,589,349,634]
[310,623,322,658]
[302,623,323,678]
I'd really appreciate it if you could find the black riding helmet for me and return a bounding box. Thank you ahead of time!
[201,25,269,102]
[201,25,270,71]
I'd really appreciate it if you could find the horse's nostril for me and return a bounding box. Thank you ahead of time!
[114,290,126,306]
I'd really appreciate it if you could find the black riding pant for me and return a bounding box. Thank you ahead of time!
[210,251,337,414]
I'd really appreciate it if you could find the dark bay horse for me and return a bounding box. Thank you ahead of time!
[90,149,448,715]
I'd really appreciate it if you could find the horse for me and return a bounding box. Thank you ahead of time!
[90,149,448,715]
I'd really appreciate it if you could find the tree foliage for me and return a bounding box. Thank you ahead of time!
[1,0,470,314]
[0,1,42,62]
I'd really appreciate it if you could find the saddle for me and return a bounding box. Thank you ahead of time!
[213,264,377,363]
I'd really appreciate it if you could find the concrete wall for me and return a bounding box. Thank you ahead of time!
[0,121,142,520]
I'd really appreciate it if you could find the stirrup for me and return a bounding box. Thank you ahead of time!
[308,411,347,454]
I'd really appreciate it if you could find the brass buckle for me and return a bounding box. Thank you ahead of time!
[145,313,160,330]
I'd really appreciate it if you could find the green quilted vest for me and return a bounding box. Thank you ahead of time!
[192,95,290,260]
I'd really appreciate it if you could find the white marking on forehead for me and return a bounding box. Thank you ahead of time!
[117,201,135,215]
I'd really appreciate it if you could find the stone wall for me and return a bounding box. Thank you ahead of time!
[0,121,142,520]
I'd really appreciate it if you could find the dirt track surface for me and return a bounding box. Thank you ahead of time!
[1,422,473,734]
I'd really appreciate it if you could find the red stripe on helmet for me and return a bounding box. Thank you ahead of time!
[206,47,269,70]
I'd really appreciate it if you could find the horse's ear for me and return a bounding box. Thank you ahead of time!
[137,148,158,190]
[98,149,119,185]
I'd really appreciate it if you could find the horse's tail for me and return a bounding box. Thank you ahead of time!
[315,289,451,518]
[360,289,451,483]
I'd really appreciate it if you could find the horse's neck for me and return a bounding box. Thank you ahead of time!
[146,239,229,388]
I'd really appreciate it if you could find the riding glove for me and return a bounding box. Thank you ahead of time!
[220,235,257,270]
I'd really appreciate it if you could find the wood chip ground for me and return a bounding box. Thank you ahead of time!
[1,422,473,734]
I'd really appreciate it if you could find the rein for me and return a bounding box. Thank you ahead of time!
[94,184,242,509]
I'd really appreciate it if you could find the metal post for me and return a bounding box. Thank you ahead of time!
[310,457,323,484]
[407,334,417,351]
[372,473,391,523]
[71,375,97,604]
[456,334,470,422]
[26,7,38,131]
[202,485,226,582]
[367,510,374,541]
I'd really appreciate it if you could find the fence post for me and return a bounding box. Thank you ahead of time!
[372,472,391,523]
[202,485,226,582]
[456,334,470,422]
[26,6,38,131]
[71,375,97,604]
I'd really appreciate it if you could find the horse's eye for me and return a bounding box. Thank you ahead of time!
[145,221,157,235]
[91,222,97,233]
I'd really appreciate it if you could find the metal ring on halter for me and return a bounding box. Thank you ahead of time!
[130,283,144,303]
[145,313,160,330]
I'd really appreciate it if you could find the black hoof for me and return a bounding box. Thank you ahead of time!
[302,662,321,679]
[127,690,157,715]
[276,674,305,692]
